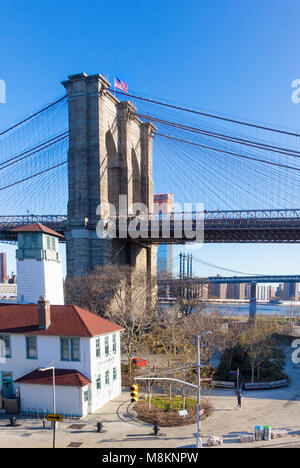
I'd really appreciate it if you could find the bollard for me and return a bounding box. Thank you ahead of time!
[153,423,160,436]
[97,422,103,433]
[9,417,17,427]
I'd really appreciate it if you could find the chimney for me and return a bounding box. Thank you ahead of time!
[38,297,51,330]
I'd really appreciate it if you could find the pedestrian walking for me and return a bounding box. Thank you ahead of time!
[237,392,242,409]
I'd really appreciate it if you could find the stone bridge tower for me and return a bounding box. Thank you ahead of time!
[62,73,157,278]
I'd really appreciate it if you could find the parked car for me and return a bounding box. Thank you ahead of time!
[132,358,148,367]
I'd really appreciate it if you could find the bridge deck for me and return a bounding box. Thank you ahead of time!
[1,209,300,244]
[159,275,300,284]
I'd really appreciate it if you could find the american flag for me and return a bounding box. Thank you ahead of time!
[114,77,128,93]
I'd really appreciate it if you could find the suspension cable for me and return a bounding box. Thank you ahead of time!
[0,95,67,137]
[0,161,68,192]
[111,88,300,138]
[156,133,300,172]
[0,132,69,170]
[136,113,300,158]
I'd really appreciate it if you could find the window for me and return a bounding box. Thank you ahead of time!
[105,370,110,386]
[83,390,89,402]
[71,339,80,361]
[24,234,31,249]
[60,338,80,361]
[113,367,117,381]
[47,236,51,249]
[26,336,37,359]
[0,335,11,358]
[96,375,101,390]
[25,233,37,249]
[51,237,56,250]
[61,338,69,361]
[96,338,101,358]
[112,334,117,354]
[105,336,109,357]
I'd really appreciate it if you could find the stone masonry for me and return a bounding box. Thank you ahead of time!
[62,73,157,278]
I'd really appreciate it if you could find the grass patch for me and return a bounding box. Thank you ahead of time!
[135,395,214,427]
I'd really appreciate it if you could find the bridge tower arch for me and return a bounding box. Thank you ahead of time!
[62,73,157,278]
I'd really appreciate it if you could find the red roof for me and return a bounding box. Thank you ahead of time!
[0,304,124,337]
[12,223,64,238]
[15,368,91,387]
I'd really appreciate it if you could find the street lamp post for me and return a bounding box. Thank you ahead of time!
[196,332,212,449]
[39,362,56,448]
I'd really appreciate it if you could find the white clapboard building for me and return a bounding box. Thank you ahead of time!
[0,224,123,417]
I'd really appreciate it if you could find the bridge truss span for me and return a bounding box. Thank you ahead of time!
[2,209,300,244]
[113,209,300,244]
[0,215,68,242]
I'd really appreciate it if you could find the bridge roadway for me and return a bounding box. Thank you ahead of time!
[1,208,300,243]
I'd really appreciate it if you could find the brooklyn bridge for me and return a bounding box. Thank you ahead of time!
[1,72,300,320]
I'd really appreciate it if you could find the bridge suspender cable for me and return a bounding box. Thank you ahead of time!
[0,95,67,137]
[0,161,68,192]
[111,88,300,138]
[136,113,300,158]
[156,133,300,172]
[0,132,69,170]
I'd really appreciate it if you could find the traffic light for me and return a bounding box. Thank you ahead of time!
[130,384,139,403]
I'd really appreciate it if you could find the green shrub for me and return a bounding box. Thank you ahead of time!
[135,395,214,427]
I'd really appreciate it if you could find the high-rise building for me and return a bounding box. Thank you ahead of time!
[154,193,173,214]
[226,283,246,300]
[208,281,227,299]
[283,282,299,300]
[157,244,174,277]
[268,285,276,299]
[276,284,284,298]
[0,252,8,283]
[154,194,174,277]
[256,285,270,301]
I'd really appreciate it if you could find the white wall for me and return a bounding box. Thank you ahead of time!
[19,383,84,417]
[89,332,122,412]
[17,258,64,305]
[44,260,64,304]
[0,331,122,415]
[0,334,91,388]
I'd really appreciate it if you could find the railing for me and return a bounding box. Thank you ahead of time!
[202,208,300,220]
[1,209,300,226]
[0,214,68,227]
[1,209,300,244]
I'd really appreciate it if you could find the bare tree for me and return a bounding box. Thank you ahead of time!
[145,309,193,400]
[184,309,224,365]
[104,266,158,379]
[64,265,127,316]
[220,320,247,370]
[241,321,276,383]
[65,264,158,380]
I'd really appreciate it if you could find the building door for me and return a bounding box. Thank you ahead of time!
[1,372,13,398]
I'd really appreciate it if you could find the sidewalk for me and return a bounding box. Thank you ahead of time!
[1,351,300,448]
[1,388,300,448]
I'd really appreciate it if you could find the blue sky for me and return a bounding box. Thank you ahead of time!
[1,0,300,277]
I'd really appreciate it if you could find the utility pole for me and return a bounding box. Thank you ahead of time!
[196,335,202,449]
[39,362,56,448]
[196,332,212,449]
[52,365,56,449]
